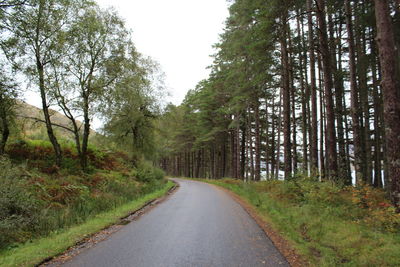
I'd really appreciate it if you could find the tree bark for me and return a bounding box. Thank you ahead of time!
[254,101,261,181]
[371,35,383,188]
[328,11,347,182]
[315,0,338,179]
[297,12,308,173]
[270,99,277,179]
[240,124,246,180]
[354,3,372,184]
[281,12,292,179]
[374,0,400,210]
[34,1,62,167]
[236,116,241,179]
[275,89,283,180]
[318,54,325,178]
[307,0,319,175]
[345,0,363,185]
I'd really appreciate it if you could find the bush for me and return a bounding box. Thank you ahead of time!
[0,157,41,249]
[135,161,164,183]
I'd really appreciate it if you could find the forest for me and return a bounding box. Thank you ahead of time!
[0,0,400,266]
[157,0,400,211]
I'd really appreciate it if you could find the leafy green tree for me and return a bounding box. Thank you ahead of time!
[49,4,130,169]
[9,0,79,166]
[101,54,166,165]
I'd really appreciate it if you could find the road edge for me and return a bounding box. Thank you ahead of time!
[37,180,179,266]
[193,179,307,267]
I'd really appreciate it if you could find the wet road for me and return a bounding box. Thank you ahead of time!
[63,179,289,267]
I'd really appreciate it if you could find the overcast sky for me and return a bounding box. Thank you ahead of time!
[95,0,229,105]
[23,0,229,129]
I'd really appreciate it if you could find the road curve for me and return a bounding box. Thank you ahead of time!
[63,178,289,267]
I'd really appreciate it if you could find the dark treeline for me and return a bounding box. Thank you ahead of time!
[157,0,400,209]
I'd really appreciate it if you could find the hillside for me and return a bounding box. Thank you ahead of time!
[13,100,98,142]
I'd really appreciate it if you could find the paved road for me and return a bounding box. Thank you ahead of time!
[63,179,289,267]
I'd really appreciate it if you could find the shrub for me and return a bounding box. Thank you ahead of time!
[0,157,41,249]
[135,161,164,183]
[0,145,167,251]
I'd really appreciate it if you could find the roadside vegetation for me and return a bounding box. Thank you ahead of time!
[200,178,400,266]
[0,0,169,264]
[0,139,166,252]
[0,176,174,267]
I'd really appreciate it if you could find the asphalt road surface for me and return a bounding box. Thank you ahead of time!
[63,178,289,267]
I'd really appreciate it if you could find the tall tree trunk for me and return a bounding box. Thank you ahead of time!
[345,0,364,185]
[393,0,400,88]
[240,124,246,180]
[288,30,298,173]
[222,140,227,178]
[249,118,255,181]
[371,36,383,188]
[270,98,277,179]
[318,55,326,178]
[281,13,292,179]
[372,69,383,188]
[275,90,283,180]
[303,23,312,175]
[33,0,62,167]
[37,61,62,167]
[245,115,250,181]
[336,13,352,183]
[355,3,372,184]
[196,150,201,178]
[254,101,261,181]
[231,129,236,178]
[265,99,270,178]
[315,0,338,179]
[374,0,400,210]
[307,0,319,174]
[297,13,308,173]
[328,11,347,182]
[236,117,241,179]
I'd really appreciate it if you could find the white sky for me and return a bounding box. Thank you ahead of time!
[95,0,229,105]
[23,0,229,129]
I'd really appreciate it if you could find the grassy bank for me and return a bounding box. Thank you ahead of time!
[198,178,400,266]
[0,139,170,266]
[0,180,174,267]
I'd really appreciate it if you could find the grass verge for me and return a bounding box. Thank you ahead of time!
[195,178,400,267]
[0,180,175,267]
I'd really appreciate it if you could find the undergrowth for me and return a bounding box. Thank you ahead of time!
[0,139,165,251]
[202,177,400,267]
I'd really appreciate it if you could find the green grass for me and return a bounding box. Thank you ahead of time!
[0,180,175,267]
[196,178,400,267]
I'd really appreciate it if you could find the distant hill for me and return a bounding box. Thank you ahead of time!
[14,100,98,141]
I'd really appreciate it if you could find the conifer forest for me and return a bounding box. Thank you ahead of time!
[157,0,400,210]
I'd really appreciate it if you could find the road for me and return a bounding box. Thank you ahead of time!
[62,178,289,267]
